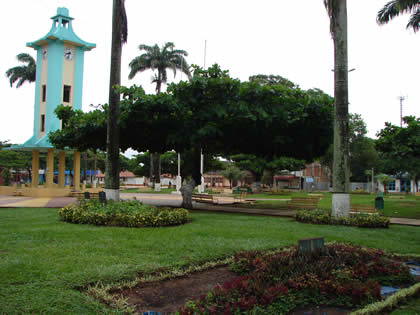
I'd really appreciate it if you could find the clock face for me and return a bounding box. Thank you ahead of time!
[42,48,48,59]
[63,47,74,61]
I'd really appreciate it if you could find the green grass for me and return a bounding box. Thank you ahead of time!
[121,187,176,194]
[237,192,420,219]
[391,297,420,314]
[1,207,419,314]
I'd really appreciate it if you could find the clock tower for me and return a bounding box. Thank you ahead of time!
[12,7,95,195]
[25,7,95,146]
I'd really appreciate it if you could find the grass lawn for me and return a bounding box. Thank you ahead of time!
[1,207,419,313]
[121,187,176,194]
[238,191,420,219]
[391,297,420,314]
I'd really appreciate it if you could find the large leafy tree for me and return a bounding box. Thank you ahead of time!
[230,154,306,184]
[51,65,333,209]
[128,42,191,189]
[324,0,350,217]
[377,0,420,32]
[105,0,128,201]
[220,165,246,189]
[167,65,333,208]
[248,74,297,88]
[5,53,36,88]
[376,116,420,193]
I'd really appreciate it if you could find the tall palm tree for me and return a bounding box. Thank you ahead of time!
[377,0,420,32]
[105,0,128,201]
[324,0,350,217]
[128,42,191,190]
[128,42,191,93]
[5,53,36,88]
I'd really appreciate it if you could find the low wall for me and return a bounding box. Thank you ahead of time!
[0,186,103,197]
[0,186,17,195]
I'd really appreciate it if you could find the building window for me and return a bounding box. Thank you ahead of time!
[40,115,45,132]
[42,85,46,102]
[401,179,411,192]
[63,85,71,103]
[388,180,396,191]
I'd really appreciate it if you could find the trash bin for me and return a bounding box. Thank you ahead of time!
[375,195,384,210]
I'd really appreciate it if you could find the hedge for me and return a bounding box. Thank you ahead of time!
[58,200,191,227]
[295,209,390,228]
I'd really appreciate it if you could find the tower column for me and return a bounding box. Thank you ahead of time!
[46,148,54,188]
[31,150,40,188]
[58,151,66,188]
[73,151,81,191]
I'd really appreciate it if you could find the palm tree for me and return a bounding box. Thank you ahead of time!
[105,0,128,201]
[324,0,350,217]
[128,42,191,93]
[5,53,36,88]
[128,42,191,190]
[377,0,420,32]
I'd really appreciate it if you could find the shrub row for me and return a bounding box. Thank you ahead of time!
[295,209,390,228]
[179,243,414,314]
[58,200,191,227]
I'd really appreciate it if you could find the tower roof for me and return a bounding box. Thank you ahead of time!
[27,7,96,50]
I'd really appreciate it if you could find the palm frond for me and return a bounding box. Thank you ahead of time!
[407,7,420,31]
[128,42,191,90]
[377,0,420,26]
[5,53,36,88]
[16,53,36,66]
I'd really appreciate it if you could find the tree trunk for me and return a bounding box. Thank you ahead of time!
[93,153,97,187]
[105,0,124,201]
[331,0,350,217]
[181,178,196,209]
[153,153,161,191]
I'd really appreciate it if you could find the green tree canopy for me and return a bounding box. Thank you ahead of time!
[50,64,333,207]
[376,116,420,191]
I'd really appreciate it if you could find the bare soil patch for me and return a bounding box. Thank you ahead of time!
[115,266,236,313]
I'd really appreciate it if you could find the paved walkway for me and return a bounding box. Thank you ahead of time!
[0,193,419,226]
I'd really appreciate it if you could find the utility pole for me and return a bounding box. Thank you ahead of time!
[398,95,407,127]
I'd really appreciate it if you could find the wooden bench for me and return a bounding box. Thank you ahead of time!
[286,197,320,210]
[13,190,23,196]
[350,204,376,214]
[192,193,214,204]
[71,191,101,203]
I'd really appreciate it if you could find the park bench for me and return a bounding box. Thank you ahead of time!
[286,196,320,210]
[350,204,376,214]
[13,189,23,196]
[71,191,106,204]
[192,193,214,204]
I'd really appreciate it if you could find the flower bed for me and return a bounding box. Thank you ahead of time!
[58,200,191,227]
[179,244,414,314]
[295,209,390,228]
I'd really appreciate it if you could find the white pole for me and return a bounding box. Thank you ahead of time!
[178,153,181,176]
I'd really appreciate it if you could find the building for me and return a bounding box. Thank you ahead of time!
[0,7,95,197]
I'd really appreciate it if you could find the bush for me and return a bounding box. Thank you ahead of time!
[179,243,413,314]
[58,200,191,227]
[295,209,390,228]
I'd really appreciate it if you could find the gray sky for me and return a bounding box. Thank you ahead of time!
[1,0,419,148]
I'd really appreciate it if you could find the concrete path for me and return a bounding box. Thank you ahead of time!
[0,193,419,226]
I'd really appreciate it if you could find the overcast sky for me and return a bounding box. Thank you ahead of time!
[1,0,419,149]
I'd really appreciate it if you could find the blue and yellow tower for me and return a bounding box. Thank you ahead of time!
[10,7,95,196]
